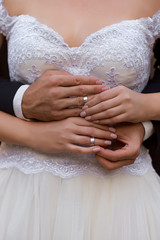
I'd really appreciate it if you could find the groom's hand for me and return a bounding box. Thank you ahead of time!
[95,123,145,170]
[22,70,106,121]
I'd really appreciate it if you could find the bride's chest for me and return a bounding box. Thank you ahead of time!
[8,15,154,92]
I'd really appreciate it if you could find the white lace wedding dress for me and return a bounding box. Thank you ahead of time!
[0,1,160,239]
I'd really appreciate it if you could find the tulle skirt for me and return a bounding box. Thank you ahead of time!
[0,168,160,240]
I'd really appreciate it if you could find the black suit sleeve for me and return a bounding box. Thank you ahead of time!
[0,77,23,115]
[0,38,24,115]
[142,68,160,175]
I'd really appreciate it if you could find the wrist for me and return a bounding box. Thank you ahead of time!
[21,86,34,119]
[136,122,145,143]
[147,93,160,120]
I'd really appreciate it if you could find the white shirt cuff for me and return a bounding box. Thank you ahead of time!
[13,85,30,120]
[141,121,154,141]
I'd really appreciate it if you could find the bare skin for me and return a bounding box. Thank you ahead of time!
[22,70,107,121]
[4,0,160,48]
[0,0,159,170]
[80,86,160,124]
[95,122,145,170]
[0,111,116,154]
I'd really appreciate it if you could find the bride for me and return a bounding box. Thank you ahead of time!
[0,0,160,239]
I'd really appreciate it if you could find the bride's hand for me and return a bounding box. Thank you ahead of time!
[80,86,150,124]
[27,117,116,154]
[95,122,145,170]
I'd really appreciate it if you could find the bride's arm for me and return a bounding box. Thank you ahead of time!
[0,110,116,154]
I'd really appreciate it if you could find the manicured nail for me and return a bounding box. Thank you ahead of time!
[92,147,101,152]
[85,116,91,120]
[105,140,112,145]
[110,133,117,139]
[109,127,116,133]
[96,80,102,85]
[80,111,86,117]
[102,86,109,91]
[82,105,88,110]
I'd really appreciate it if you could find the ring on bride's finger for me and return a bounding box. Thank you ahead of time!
[90,137,95,145]
[83,96,88,104]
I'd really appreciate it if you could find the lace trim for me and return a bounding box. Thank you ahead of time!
[0,143,155,178]
[6,16,154,93]
[0,0,13,37]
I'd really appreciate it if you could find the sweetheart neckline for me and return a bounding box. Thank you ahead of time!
[7,14,153,49]
[1,0,158,49]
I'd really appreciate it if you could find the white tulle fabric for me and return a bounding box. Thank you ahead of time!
[0,0,160,238]
[0,169,160,240]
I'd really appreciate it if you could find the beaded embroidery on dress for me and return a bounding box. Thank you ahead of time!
[0,0,160,177]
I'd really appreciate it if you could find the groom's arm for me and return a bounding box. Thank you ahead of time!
[142,39,160,174]
[0,77,24,115]
[0,38,24,115]
[142,68,160,175]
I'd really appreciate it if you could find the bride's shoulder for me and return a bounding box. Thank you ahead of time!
[3,0,29,16]
[150,0,160,16]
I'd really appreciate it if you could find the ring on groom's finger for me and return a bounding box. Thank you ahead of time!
[90,137,95,145]
[83,96,88,104]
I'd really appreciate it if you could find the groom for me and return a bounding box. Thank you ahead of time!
[0,38,160,174]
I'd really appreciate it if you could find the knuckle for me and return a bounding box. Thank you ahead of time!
[105,162,114,170]
[79,86,85,95]
[73,147,83,154]
[108,117,116,124]
[99,92,105,101]
[106,109,114,118]
[86,127,93,136]
[118,85,125,92]
[50,89,59,98]
[76,97,83,106]
[81,137,89,145]
[100,102,106,110]
[44,70,54,77]
[53,112,62,120]
[50,109,56,117]
[50,76,58,86]
[75,78,81,85]
[124,93,131,102]
[92,86,99,92]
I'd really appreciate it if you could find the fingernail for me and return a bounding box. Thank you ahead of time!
[109,127,116,133]
[80,111,86,117]
[93,120,99,123]
[85,116,91,120]
[110,133,117,139]
[82,105,88,110]
[96,80,102,85]
[105,140,112,145]
[92,147,101,152]
[102,86,109,91]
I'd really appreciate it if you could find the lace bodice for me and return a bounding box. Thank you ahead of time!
[0,0,159,177]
